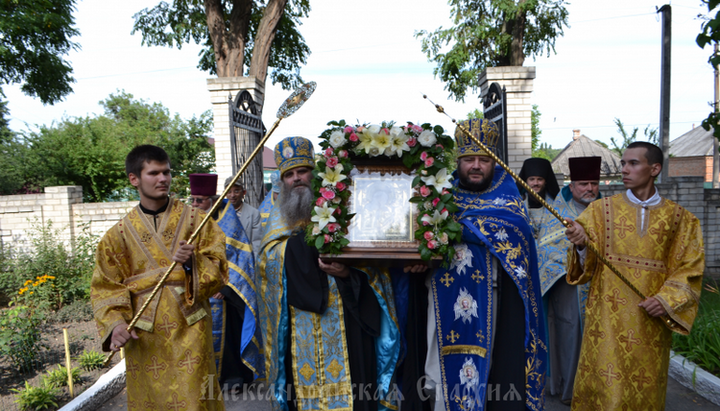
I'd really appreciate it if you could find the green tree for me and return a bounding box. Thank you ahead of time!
[132,0,310,90]
[531,104,541,151]
[697,0,720,139]
[609,118,658,157]
[14,92,214,201]
[466,108,484,119]
[532,141,560,161]
[0,0,80,104]
[416,0,569,101]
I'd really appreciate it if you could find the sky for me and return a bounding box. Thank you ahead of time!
[3,0,715,153]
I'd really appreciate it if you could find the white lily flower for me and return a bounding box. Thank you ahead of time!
[355,130,375,153]
[311,203,337,230]
[388,133,410,157]
[421,209,449,226]
[371,129,392,155]
[421,168,453,191]
[318,164,347,187]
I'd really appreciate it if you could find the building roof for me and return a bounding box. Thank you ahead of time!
[669,125,715,157]
[551,132,622,178]
[263,146,277,169]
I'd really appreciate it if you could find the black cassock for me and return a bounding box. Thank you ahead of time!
[284,232,382,411]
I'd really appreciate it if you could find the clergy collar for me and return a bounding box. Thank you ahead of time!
[626,188,661,207]
[139,197,170,215]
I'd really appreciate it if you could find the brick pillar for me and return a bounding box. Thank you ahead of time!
[207,76,265,197]
[43,186,83,244]
[479,66,536,172]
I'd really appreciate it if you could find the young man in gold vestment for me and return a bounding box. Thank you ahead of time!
[91,145,228,410]
[564,142,705,410]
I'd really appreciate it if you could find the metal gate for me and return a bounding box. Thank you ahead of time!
[483,82,509,165]
[228,90,266,207]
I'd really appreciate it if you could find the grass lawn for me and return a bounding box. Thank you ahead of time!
[672,278,720,378]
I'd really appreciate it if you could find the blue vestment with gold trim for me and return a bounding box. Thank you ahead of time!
[257,205,401,411]
[537,186,593,321]
[258,190,276,231]
[210,199,265,379]
[431,165,547,411]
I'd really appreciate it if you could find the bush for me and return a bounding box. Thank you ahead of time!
[77,349,105,371]
[0,302,45,373]
[672,279,720,377]
[45,300,93,323]
[0,219,97,312]
[12,381,58,411]
[43,364,82,388]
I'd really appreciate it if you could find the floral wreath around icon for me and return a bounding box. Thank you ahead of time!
[305,119,463,262]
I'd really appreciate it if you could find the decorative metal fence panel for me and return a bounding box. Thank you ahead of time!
[228,91,266,207]
[483,82,509,165]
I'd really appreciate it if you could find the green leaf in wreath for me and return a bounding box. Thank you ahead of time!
[315,236,325,250]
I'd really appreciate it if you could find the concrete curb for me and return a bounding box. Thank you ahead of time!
[669,350,720,406]
[58,360,126,411]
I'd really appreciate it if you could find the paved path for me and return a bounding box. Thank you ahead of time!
[98,376,719,410]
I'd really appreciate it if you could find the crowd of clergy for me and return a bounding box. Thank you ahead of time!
[90,118,704,411]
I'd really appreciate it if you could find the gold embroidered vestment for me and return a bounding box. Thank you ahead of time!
[567,193,704,410]
[91,198,229,410]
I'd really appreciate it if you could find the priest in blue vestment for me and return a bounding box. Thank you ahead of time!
[424,119,547,411]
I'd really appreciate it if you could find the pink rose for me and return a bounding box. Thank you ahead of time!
[440,233,449,244]
[349,133,359,142]
[435,144,444,150]
[344,126,354,134]
[316,197,327,206]
[336,181,346,191]
[420,151,428,161]
[425,157,435,167]
[407,137,417,147]
[322,190,336,200]
[319,187,327,194]
[442,189,450,195]
[422,215,430,226]
[420,186,431,197]
[325,147,334,156]
[326,157,339,168]
[324,234,332,244]
[412,125,424,133]
[432,197,440,207]
[328,223,340,233]
[424,231,434,241]
[338,150,348,158]
[427,240,438,250]
[334,207,342,215]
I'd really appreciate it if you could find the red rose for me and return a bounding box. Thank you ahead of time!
[328,223,340,233]
[432,197,440,207]
[325,147,334,156]
[425,157,435,167]
[322,190,336,200]
[316,197,327,206]
[420,186,431,197]
[420,151,428,161]
[424,231,434,241]
[339,150,348,158]
[427,240,438,250]
[326,157,339,168]
[349,133,359,142]
[407,137,417,147]
[319,187,326,194]
[324,234,332,244]
[344,126,354,134]
[336,181,346,191]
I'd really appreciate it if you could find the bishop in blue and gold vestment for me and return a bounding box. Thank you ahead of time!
[257,137,401,411]
[425,120,546,411]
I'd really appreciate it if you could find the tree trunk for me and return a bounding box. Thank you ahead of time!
[248,0,288,83]
[205,0,253,77]
[497,1,527,67]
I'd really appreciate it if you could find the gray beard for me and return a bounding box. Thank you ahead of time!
[278,182,314,229]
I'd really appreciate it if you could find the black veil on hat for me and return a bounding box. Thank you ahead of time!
[518,158,560,200]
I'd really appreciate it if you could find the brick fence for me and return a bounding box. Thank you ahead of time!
[1,180,718,277]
